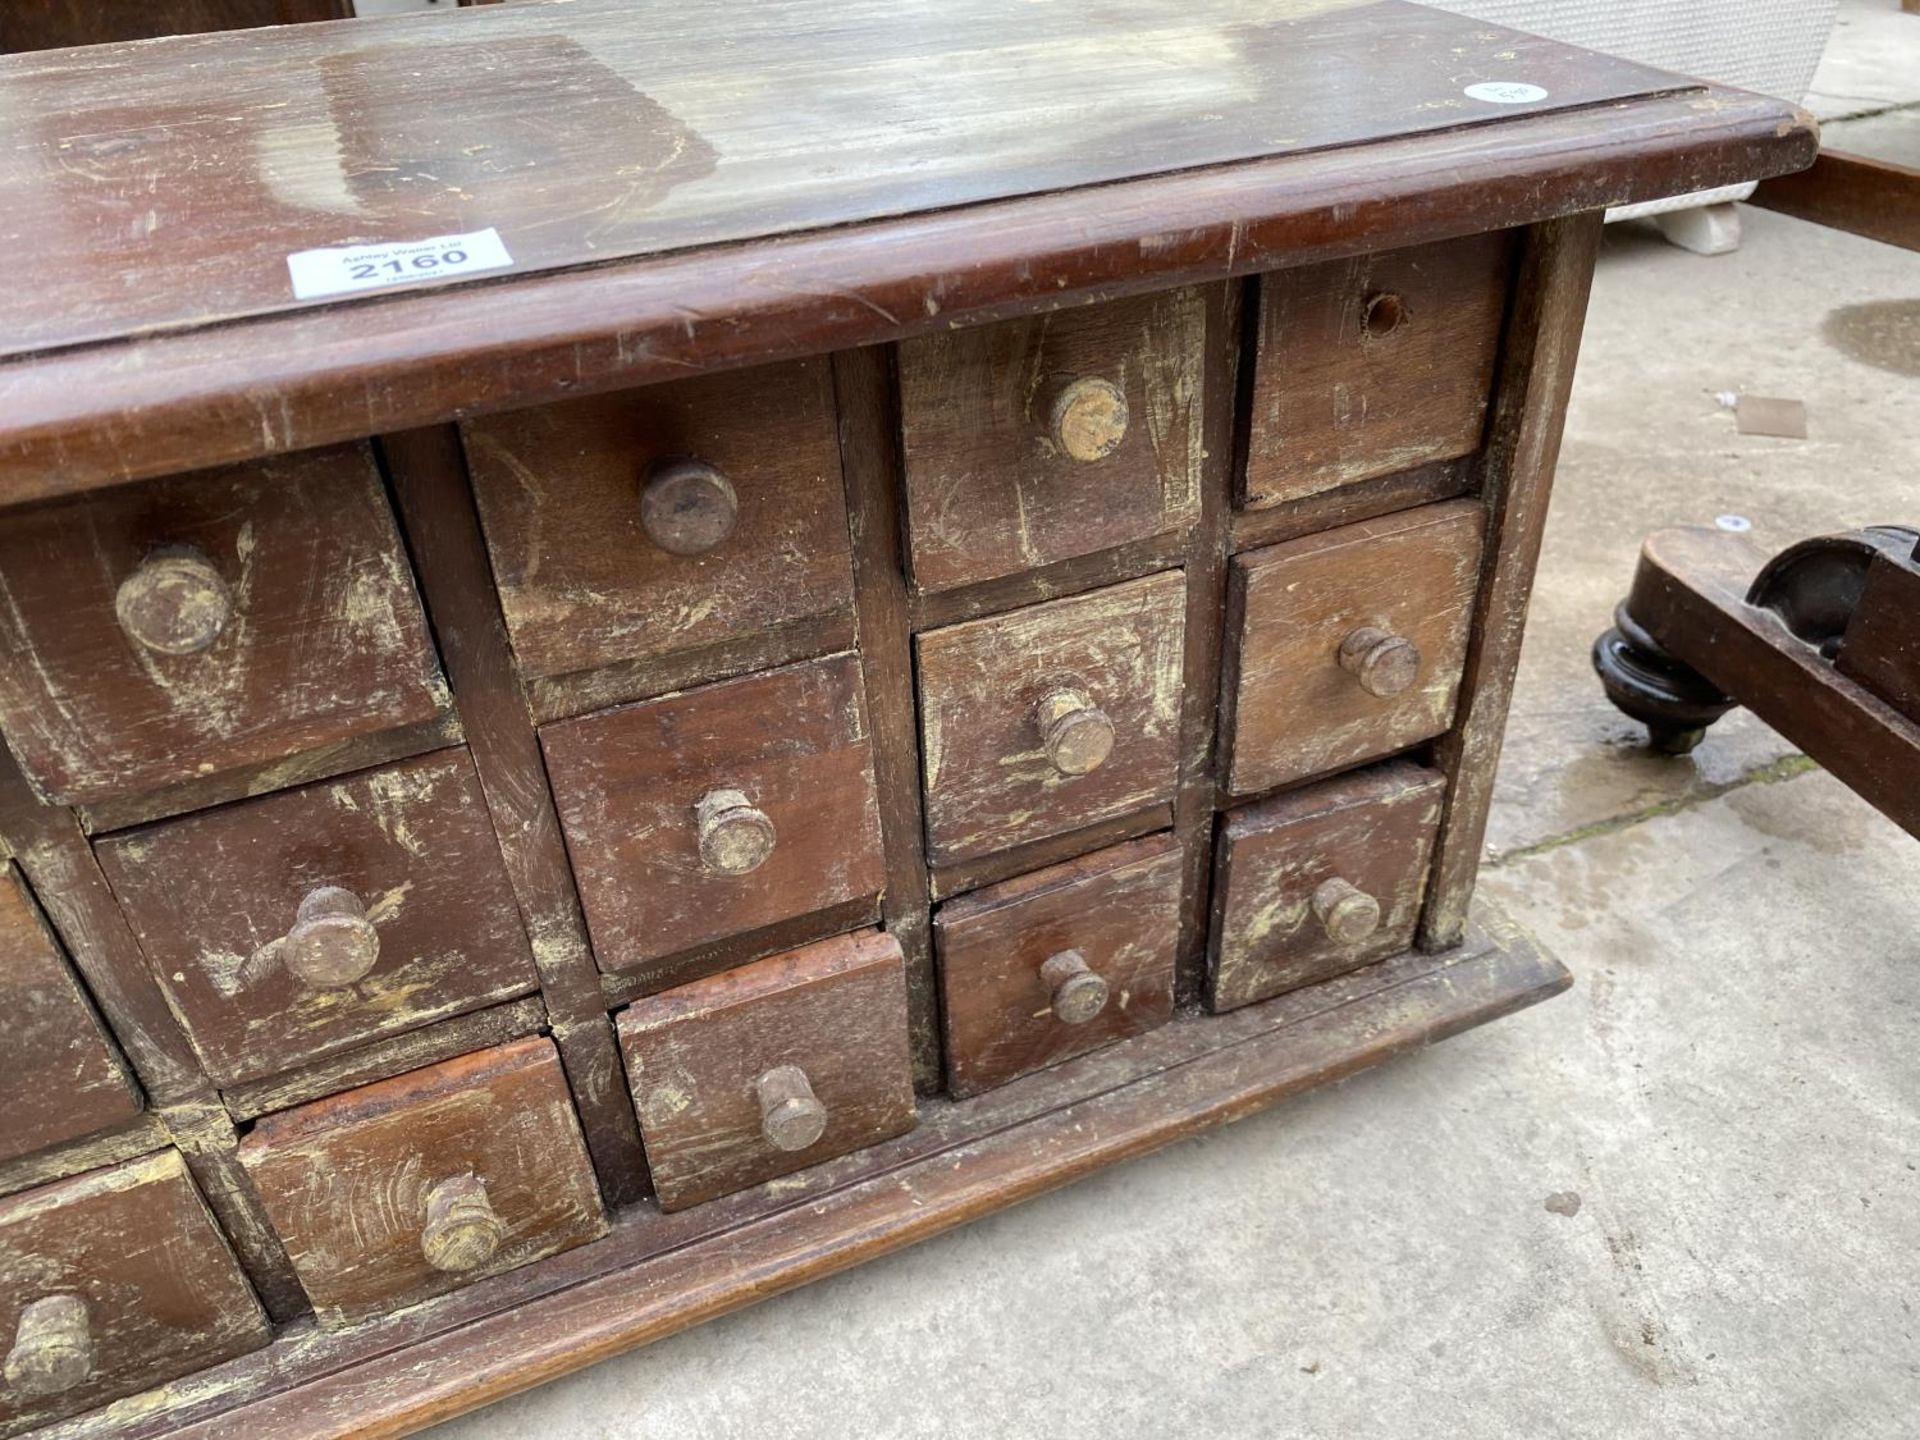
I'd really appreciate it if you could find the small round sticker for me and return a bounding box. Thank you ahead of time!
[1464,81,1549,105]
[1715,514,1753,533]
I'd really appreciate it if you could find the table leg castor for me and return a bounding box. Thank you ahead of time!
[1592,601,1738,754]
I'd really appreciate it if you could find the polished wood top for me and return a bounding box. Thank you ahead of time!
[0,0,1689,357]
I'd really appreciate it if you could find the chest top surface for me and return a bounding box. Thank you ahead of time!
[0,0,1688,358]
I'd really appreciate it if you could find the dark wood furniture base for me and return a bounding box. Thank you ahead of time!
[1595,525,1920,840]
[59,904,1562,1440]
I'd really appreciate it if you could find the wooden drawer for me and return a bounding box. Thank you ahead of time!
[1243,232,1511,509]
[618,931,915,1212]
[543,653,884,984]
[1208,761,1446,1013]
[935,833,1180,1098]
[916,570,1186,865]
[1224,501,1483,797]
[96,749,540,1087]
[237,1037,606,1327]
[0,865,142,1166]
[0,445,446,808]
[462,359,857,685]
[0,1150,268,1438]
[898,287,1207,591]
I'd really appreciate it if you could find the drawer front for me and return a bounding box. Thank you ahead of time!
[1208,761,1445,1013]
[618,931,915,1212]
[899,287,1207,592]
[935,833,1180,1098]
[462,359,857,683]
[1243,232,1511,509]
[0,445,446,808]
[96,749,540,1087]
[0,865,142,1166]
[237,1037,605,1327]
[0,1151,268,1438]
[1225,501,1482,797]
[543,653,884,982]
[916,570,1186,865]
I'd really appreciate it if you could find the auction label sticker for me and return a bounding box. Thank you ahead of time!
[1463,81,1549,105]
[286,227,512,300]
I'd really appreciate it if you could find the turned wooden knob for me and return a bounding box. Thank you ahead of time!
[1040,948,1109,1026]
[4,1295,91,1397]
[114,548,231,656]
[696,788,776,875]
[640,458,738,556]
[1338,626,1421,698]
[282,886,380,988]
[1312,877,1381,947]
[421,1174,505,1273]
[1045,376,1129,462]
[756,1064,828,1152]
[1035,688,1115,776]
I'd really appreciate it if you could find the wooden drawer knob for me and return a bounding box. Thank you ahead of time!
[1312,877,1381,946]
[114,548,232,656]
[696,788,776,875]
[282,886,381,988]
[1045,377,1130,463]
[756,1064,828,1152]
[1338,626,1421,698]
[640,458,739,556]
[1040,948,1109,1025]
[4,1295,91,1398]
[1036,687,1115,776]
[421,1174,506,1273]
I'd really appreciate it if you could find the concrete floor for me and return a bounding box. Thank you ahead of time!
[434,16,1920,1440]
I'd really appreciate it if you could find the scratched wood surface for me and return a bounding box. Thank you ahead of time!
[0,0,1693,359]
[898,287,1209,592]
[1243,231,1512,509]
[461,358,856,694]
[0,444,448,809]
[1836,543,1920,720]
[1223,500,1483,796]
[236,1037,607,1328]
[916,570,1186,865]
[0,1149,268,1438]
[94,749,540,1087]
[61,907,1565,1440]
[618,930,916,1212]
[934,833,1182,1099]
[542,653,884,986]
[0,864,142,1166]
[1207,761,1444,1013]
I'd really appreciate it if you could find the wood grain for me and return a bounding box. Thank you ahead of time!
[0,0,347,53]
[1420,214,1602,948]
[831,345,941,1092]
[461,359,856,687]
[618,930,916,1212]
[935,834,1181,1098]
[899,287,1207,591]
[1208,761,1444,1013]
[1242,231,1511,509]
[0,86,1812,502]
[542,653,884,986]
[0,0,1695,360]
[96,749,540,1087]
[0,445,447,808]
[1223,501,1483,797]
[100,906,1564,1440]
[237,1037,607,1328]
[381,422,653,1207]
[1836,544,1920,718]
[0,864,142,1166]
[916,570,1186,864]
[0,1150,268,1439]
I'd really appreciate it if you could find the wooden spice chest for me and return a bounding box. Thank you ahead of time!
[0,2,1813,1434]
